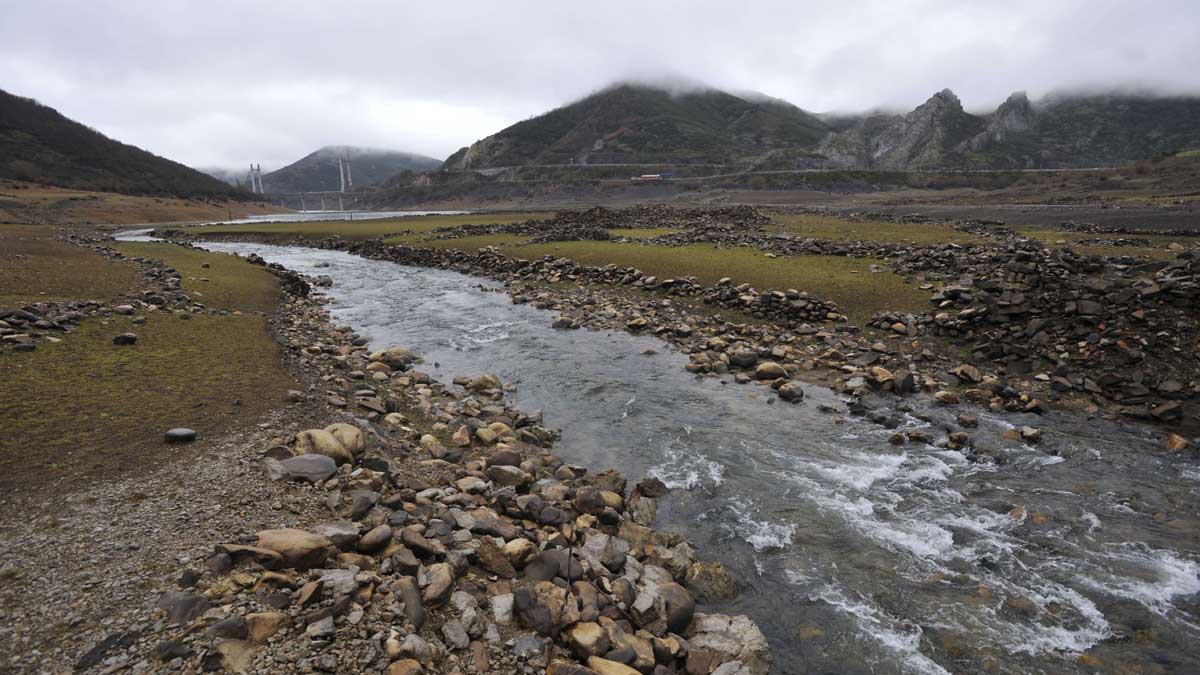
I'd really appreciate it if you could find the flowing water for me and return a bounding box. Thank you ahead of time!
[197,240,1200,674]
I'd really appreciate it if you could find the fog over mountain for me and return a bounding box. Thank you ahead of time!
[1,0,1196,169]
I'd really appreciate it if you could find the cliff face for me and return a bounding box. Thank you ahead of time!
[818,89,986,170]
[820,89,1200,170]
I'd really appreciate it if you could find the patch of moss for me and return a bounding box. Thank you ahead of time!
[767,214,979,245]
[113,242,280,312]
[505,241,927,322]
[0,310,297,494]
[0,224,141,306]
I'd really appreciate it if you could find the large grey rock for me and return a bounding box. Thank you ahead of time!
[156,591,210,625]
[268,454,337,483]
[686,613,771,675]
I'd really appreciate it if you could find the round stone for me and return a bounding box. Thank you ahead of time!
[165,428,197,443]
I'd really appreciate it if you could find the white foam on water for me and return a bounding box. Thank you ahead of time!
[727,497,796,552]
[646,443,725,490]
[806,450,908,490]
[898,455,955,484]
[1077,543,1200,619]
[620,395,636,420]
[1031,454,1067,466]
[808,583,951,675]
[942,577,1112,656]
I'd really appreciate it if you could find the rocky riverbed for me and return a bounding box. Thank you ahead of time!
[2,235,771,675]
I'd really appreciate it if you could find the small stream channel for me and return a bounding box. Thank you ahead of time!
[163,236,1198,674]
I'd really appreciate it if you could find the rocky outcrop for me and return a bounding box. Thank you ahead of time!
[818,89,985,170]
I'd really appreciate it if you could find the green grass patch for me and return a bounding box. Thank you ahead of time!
[767,214,979,245]
[436,239,928,322]
[382,232,927,321]
[113,242,279,312]
[0,310,297,494]
[0,224,141,307]
[192,212,550,239]
[1175,149,1200,159]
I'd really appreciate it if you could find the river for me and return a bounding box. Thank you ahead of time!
[194,239,1200,674]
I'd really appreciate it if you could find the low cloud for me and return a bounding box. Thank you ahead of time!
[2,0,1197,169]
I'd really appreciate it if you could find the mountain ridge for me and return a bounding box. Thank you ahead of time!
[443,83,830,170]
[0,89,245,198]
[438,82,1200,174]
[261,146,442,193]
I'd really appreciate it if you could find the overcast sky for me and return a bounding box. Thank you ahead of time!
[3,0,1198,171]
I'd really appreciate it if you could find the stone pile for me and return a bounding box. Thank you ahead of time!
[884,245,1200,421]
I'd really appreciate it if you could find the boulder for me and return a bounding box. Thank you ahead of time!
[324,422,365,454]
[294,429,352,465]
[686,614,771,675]
[358,524,393,553]
[754,362,787,380]
[388,660,424,675]
[685,561,738,603]
[515,580,581,636]
[254,529,335,570]
[268,454,337,483]
[245,612,289,642]
[156,591,210,626]
[566,622,610,659]
[422,562,455,606]
[777,381,804,402]
[586,657,640,675]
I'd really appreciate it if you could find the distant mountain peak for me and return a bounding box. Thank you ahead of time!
[442,81,829,170]
[261,146,441,193]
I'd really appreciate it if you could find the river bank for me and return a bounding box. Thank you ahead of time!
[182,238,1199,674]
[2,232,769,674]
[3,214,1199,674]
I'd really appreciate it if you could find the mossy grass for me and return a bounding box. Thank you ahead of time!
[0,224,141,307]
[381,231,927,323]
[2,234,298,495]
[113,242,280,312]
[0,310,297,493]
[767,214,979,245]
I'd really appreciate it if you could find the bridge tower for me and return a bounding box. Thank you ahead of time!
[337,152,353,193]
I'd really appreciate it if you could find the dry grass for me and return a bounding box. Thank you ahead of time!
[0,180,277,225]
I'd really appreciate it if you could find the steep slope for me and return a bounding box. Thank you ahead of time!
[818,89,986,170]
[819,89,1200,170]
[262,146,442,193]
[443,83,829,169]
[0,89,244,197]
[965,93,1200,169]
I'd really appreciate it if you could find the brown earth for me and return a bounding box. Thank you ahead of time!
[0,180,281,226]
